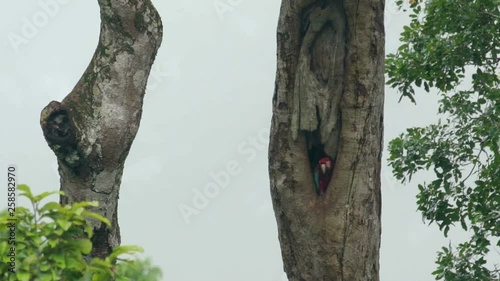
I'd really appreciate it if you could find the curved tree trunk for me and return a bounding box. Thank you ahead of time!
[269,0,384,280]
[40,0,162,259]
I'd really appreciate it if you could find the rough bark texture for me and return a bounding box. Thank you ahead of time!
[269,0,384,280]
[40,0,162,259]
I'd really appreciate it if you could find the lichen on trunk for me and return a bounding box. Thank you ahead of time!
[40,0,163,259]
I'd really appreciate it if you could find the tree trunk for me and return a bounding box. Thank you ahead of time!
[268,0,384,280]
[40,0,162,259]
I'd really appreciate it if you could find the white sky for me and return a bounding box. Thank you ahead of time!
[0,1,492,280]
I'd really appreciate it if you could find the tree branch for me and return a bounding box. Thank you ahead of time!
[40,0,163,259]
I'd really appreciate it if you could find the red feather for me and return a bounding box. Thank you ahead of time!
[317,157,333,194]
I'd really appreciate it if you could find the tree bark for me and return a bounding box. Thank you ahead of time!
[269,0,384,280]
[40,0,162,259]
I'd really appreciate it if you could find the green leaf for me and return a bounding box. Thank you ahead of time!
[415,78,422,87]
[56,219,72,231]
[53,253,67,268]
[108,245,144,262]
[39,201,62,213]
[33,191,62,204]
[17,184,34,201]
[72,201,100,209]
[69,239,93,255]
[16,272,31,281]
[80,211,110,226]
[39,263,52,272]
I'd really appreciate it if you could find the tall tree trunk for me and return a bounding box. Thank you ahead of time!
[40,0,162,259]
[269,0,384,280]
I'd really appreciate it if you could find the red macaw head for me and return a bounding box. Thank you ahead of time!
[317,156,333,194]
[318,157,332,174]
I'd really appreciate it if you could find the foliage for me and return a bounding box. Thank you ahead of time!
[386,0,500,280]
[0,184,162,281]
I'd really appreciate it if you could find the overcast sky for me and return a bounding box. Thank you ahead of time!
[0,1,493,280]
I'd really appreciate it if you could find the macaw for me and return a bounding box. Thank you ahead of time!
[313,156,333,196]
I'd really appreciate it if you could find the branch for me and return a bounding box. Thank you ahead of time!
[40,0,163,258]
